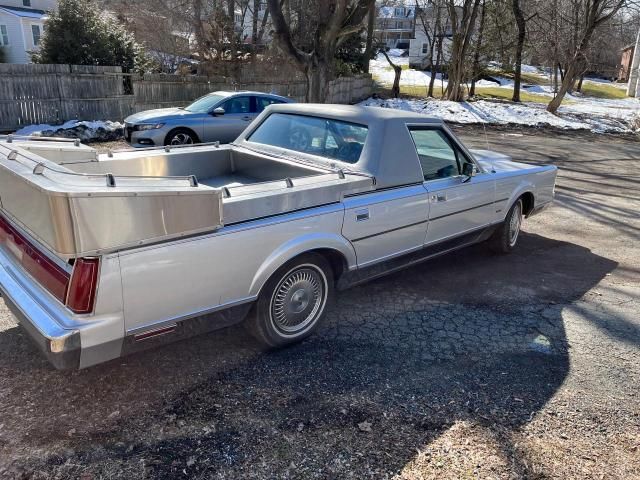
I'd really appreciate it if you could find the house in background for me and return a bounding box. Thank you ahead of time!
[375,4,415,50]
[619,43,634,83]
[0,0,56,63]
[627,30,640,97]
[409,3,455,69]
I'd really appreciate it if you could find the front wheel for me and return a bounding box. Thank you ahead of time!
[246,253,333,348]
[164,128,199,146]
[489,199,523,254]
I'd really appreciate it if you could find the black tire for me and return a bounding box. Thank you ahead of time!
[489,199,523,254]
[164,128,200,146]
[246,253,334,348]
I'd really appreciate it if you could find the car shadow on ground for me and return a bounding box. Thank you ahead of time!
[0,232,618,478]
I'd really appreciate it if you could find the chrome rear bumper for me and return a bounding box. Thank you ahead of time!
[0,250,80,369]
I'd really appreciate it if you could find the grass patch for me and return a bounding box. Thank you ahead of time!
[473,86,553,104]
[579,82,628,99]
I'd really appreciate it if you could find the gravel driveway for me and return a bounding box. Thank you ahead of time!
[0,127,638,479]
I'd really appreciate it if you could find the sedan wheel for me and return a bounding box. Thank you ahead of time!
[164,128,199,146]
[489,199,524,254]
[170,132,194,145]
[246,253,333,348]
[270,265,327,336]
[508,201,522,247]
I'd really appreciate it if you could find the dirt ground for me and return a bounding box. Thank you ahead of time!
[0,126,638,479]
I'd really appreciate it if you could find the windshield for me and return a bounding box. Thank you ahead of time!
[247,113,368,164]
[184,94,226,113]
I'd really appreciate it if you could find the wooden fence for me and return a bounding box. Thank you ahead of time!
[0,64,374,131]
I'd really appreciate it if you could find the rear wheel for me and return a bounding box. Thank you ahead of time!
[246,253,333,348]
[164,128,199,146]
[489,199,523,253]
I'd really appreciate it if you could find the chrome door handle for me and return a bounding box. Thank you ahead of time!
[242,116,252,121]
[431,194,447,202]
[356,209,369,221]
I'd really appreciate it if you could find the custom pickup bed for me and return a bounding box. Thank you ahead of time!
[0,104,556,369]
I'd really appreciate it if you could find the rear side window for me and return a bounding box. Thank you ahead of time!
[248,113,368,164]
[409,127,472,181]
[256,96,284,112]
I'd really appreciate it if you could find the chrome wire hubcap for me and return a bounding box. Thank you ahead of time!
[271,267,324,334]
[509,202,522,247]
[170,133,194,145]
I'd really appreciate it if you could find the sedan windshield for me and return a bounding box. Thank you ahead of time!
[184,94,226,113]
[247,113,368,164]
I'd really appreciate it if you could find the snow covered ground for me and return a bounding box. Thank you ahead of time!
[359,97,639,133]
[15,120,124,142]
[368,54,640,133]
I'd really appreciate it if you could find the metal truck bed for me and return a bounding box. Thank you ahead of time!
[0,139,372,258]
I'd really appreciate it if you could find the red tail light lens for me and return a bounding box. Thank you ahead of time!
[0,215,70,304]
[66,257,100,314]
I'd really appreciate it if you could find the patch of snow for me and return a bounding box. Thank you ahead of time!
[387,48,407,57]
[15,120,124,142]
[521,64,542,74]
[358,97,639,133]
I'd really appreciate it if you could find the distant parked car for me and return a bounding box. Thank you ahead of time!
[123,91,293,147]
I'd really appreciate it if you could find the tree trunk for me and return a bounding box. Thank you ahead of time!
[428,41,441,97]
[511,0,526,102]
[381,48,402,98]
[547,62,577,113]
[252,0,259,47]
[444,0,482,101]
[306,58,333,103]
[469,0,486,98]
[364,1,376,72]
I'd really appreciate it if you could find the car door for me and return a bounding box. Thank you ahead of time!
[202,95,255,143]
[407,126,496,246]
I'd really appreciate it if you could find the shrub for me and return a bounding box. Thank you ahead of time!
[32,0,151,72]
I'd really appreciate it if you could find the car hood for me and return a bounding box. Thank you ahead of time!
[124,108,200,123]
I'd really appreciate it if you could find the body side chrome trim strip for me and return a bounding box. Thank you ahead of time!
[430,197,510,221]
[126,295,257,335]
[351,219,429,243]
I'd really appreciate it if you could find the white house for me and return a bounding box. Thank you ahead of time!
[0,0,57,63]
[409,4,455,69]
[375,4,416,50]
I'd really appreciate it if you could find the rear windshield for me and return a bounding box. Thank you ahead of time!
[247,113,368,164]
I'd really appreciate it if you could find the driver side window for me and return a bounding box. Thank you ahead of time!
[409,127,472,181]
[221,96,251,114]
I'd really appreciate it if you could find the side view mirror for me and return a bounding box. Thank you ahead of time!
[212,107,225,116]
[461,163,476,182]
[462,163,476,177]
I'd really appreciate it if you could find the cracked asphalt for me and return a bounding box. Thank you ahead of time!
[0,127,638,479]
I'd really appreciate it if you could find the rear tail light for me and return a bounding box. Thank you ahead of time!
[0,215,69,304]
[0,214,99,314]
[66,257,100,314]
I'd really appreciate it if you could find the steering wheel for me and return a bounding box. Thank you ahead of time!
[289,127,311,151]
[337,142,362,162]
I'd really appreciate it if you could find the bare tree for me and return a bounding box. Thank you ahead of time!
[267,0,375,102]
[511,0,526,101]
[379,45,402,97]
[545,0,628,113]
[415,0,448,97]
[444,0,482,101]
[363,0,376,72]
[469,0,486,97]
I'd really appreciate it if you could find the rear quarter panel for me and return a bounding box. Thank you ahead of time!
[489,160,557,221]
[118,205,354,333]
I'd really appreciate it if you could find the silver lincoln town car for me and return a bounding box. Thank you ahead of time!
[123,91,293,147]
